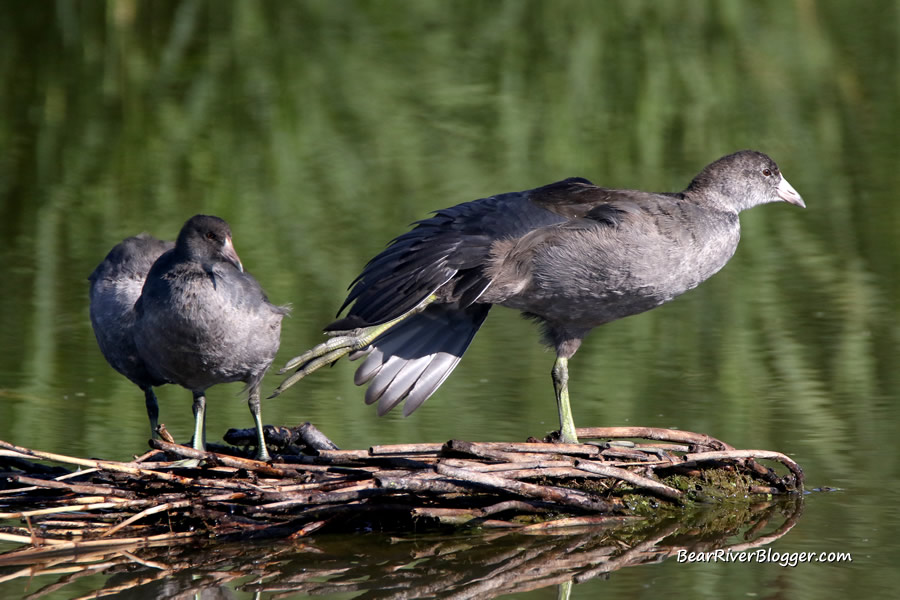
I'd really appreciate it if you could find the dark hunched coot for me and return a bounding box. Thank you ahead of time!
[134,215,288,461]
[272,151,805,443]
[90,234,175,439]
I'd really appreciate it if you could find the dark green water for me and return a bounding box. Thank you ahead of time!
[1,1,898,598]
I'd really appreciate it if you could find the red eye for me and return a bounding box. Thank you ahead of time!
[762,168,772,177]
[206,232,216,241]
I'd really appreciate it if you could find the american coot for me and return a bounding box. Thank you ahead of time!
[134,215,288,461]
[89,234,175,439]
[272,151,804,444]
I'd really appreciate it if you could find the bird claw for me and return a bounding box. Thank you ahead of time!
[274,306,424,397]
[280,334,366,372]
[270,345,359,398]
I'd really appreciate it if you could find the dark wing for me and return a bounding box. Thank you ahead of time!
[89,234,173,389]
[328,177,625,330]
[89,234,173,284]
[533,181,681,227]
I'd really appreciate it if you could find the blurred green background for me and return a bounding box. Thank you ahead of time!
[1,1,898,598]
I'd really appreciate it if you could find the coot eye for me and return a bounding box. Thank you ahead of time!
[206,232,217,241]
[762,168,772,177]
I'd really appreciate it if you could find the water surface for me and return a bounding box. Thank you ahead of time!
[1,2,898,598]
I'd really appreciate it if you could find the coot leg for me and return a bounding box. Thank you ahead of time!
[551,357,578,444]
[144,387,160,440]
[248,386,271,461]
[190,391,207,452]
[271,296,436,398]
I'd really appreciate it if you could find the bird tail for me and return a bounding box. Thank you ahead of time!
[351,303,491,416]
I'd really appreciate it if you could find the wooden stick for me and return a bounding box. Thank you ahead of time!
[0,440,196,485]
[480,500,552,516]
[13,475,134,499]
[0,531,202,564]
[102,500,193,537]
[442,440,549,463]
[483,467,600,481]
[680,450,804,483]
[252,481,384,514]
[574,460,683,501]
[411,507,485,524]
[375,474,475,496]
[435,464,615,512]
[148,439,295,477]
[518,515,640,531]
[600,447,655,461]
[314,449,370,462]
[297,422,340,451]
[0,499,133,520]
[449,441,600,456]
[0,532,66,545]
[369,443,444,456]
[439,458,576,472]
[575,427,733,450]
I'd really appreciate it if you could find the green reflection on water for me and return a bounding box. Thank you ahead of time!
[1,2,898,599]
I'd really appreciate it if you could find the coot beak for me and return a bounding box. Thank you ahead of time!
[777,175,805,208]
[222,236,244,272]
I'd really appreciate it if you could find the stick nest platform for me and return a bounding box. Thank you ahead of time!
[1,425,803,562]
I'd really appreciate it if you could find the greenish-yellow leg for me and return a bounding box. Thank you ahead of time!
[144,388,160,440]
[270,295,437,398]
[191,391,207,451]
[248,388,271,462]
[552,356,579,444]
[166,392,206,467]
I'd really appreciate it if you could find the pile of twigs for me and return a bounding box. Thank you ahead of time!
[0,426,803,562]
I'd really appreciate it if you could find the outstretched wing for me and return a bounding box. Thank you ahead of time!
[328,177,616,330]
